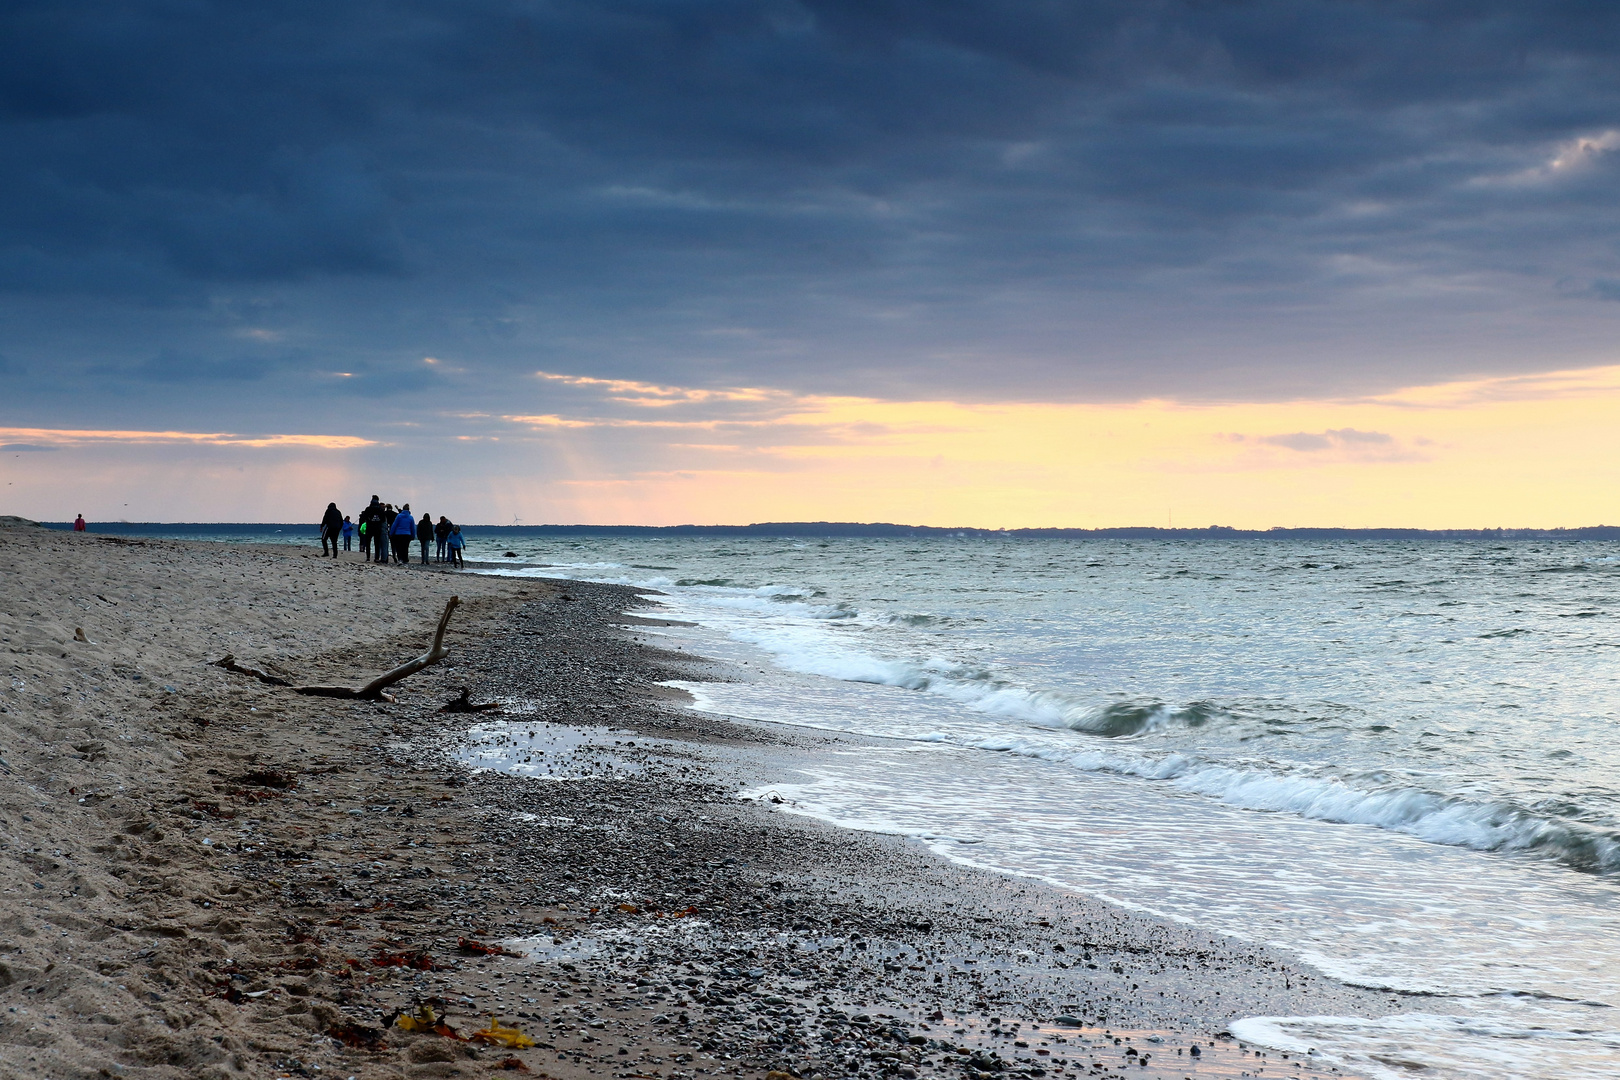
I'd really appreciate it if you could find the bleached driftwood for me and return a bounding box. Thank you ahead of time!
[215,596,460,702]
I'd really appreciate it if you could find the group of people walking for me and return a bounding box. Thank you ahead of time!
[319,497,466,568]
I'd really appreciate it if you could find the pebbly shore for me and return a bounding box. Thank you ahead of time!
[0,524,1406,1079]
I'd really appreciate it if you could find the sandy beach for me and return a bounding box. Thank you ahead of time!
[0,522,1408,1080]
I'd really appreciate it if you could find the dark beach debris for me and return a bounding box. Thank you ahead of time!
[440,687,502,713]
[226,785,287,804]
[276,955,322,971]
[190,798,236,819]
[327,1021,388,1051]
[366,948,437,970]
[235,769,297,789]
[456,936,522,957]
[495,1057,531,1071]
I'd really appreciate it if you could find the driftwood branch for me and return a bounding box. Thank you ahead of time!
[213,655,293,686]
[295,596,460,700]
[214,596,460,702]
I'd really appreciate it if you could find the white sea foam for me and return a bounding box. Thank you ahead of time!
[693,652,1620,877]
[650,583,1620,874]
[1230,1011,1620,1080]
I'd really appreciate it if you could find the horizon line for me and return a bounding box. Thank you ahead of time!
[25,519,1620,538]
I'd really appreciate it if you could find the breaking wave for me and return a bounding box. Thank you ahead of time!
[700,621,1620,875]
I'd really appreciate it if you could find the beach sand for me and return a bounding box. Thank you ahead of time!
[0,523,1405,1079]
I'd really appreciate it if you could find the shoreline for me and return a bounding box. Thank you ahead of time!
[0,525,1397,1079]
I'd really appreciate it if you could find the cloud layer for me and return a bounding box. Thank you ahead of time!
[5,2,1620,438]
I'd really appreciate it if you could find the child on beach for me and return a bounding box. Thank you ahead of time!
[446,526,465,569]
[341,516,354,551]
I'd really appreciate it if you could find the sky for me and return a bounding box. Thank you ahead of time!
[3,1,1619,527]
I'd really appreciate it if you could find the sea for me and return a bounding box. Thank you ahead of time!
[69,524,1620,1079]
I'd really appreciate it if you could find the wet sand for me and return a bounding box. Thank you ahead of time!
[0,523,1403,1079]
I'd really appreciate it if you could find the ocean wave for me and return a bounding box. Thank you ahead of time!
[719,618,1620,873]
[1065,700,1227,737]
[881,611,951,627]
[1012,745,1620,875]
[1200,768,1615,865]
[717,621,1238,738]
[704,592,858,621]
[660,569,1620,875]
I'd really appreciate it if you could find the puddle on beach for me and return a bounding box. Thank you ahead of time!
[459,721,677,780]
[500,933,604,965]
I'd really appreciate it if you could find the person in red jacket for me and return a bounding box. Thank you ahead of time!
[73,514,86,532]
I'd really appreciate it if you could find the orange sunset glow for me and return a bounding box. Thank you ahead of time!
[8,364,1617,528]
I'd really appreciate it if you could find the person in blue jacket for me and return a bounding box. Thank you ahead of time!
[446,525,465,569]
[389,504,417,566]
[340,516,355,551]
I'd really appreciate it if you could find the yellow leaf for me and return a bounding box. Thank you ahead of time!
[471,1017,536,1049]
[395,1003,440,1032]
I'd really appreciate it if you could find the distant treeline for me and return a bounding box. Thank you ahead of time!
[36,520,1620,540]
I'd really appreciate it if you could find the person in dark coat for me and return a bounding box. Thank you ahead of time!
[320,502,343,557]
[417,512,434,565]
[434,515,452,563]
[359,496,381,560]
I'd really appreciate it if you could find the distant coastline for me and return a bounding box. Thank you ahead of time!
[31,519,1620,540]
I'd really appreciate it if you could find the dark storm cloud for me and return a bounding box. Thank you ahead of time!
[5,0,1620,425]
